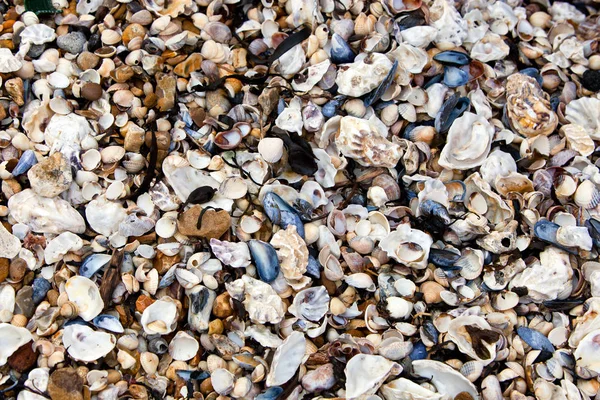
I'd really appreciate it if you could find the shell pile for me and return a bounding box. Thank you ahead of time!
[1,0,600,399]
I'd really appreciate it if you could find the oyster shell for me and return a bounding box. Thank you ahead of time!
[62,324,116,362]
[227,276,285,324]
[438,112,494,170]
[412,360,479,399]
[336,116,403,168]
[0,324,33,366]
[344,354,401,399]
[8,189,86,234]
[509,246,573,301]
[270,225,308,281]
[335,53,393,97]
[506,73,558,138]
[289,286,330,322]
[266,331,306,387]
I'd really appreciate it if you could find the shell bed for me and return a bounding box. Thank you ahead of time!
[0,0,599,399]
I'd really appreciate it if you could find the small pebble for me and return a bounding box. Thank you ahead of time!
[57,31,87,54]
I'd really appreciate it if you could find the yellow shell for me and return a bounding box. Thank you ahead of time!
[11,314,28,327]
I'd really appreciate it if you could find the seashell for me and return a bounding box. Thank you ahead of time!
[471,33,510,62]
[258,138,284,164]
[20,24,56,45]
[201,40,230,64]
[574,330,600,374]
[0,323,33,366]
[140,352,159,374]
[262,192,305,238]
[412,360,479,399]
[344,354,401,399]
[330,33,355,65]
[63,324,116,362]
[438,112,494,170]
[516,327,555,353]
[270,225,309,280]
[228,275,285,324]
[443,66,469,87]
[574,180,600,209]
[212,368,235,395]
[0,48,23,73]
[290,286,329,322]
[187,285,216,332]
[509,246,572,301]
[169,331,199,361]
[141,298,178,335]
[336,116,402,168]
[460,361,484,382]
[433,50,470,66]
[506,73,558,138]
[379,223,432,269]
[261,336,303,389]
[336,53,393,97]
[248,240,280,283]
[430,0,468,50]
[381,377,443,400]
[79,253,111,278]
[565,97,600,140]
[210,239,251,269]
[92,314,124,333]
[60,301,79,319]
[65,276,104,321]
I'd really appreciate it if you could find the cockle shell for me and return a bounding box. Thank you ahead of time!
[336,116,402,168]
[335,53,393,97]
[506,73,558,137]
[438,112,494,170]
[65,276,104,321]
[565,97,600,140]
[62,324,116,362]
[379,223,433,269]
[169,331,199,361]
[0,324,33,366]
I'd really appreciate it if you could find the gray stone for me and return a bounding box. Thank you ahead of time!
[57,31,87,54]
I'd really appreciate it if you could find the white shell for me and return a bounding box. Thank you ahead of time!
[380,378,443,400]
[509,246,573,301]
[0,323,33,366]
[575,329,600,374]
[0,48,22,73]
[565,97,600,140]
[86,196,128,237]
[289,286,330,322]
[344,354,401,399]
[168,331,200,361]
[447,315,496,365]
[20,24,56,45]
[258,137,284,163]
[0,222,21,259]
[266,331,306,387]
[141,298,178,335]
[411,360,479,399]
[439,112,494,170]
[209,239,251,269]
[471,32,510,62]
[212,368,235,395]
[430,0,468,49]
[65,276,104,321]
[227,276,285,324]
[8,189,86,234]
[62,324,116,362]
[44,232,84,264]
[270,225,308,280]
[336,53,393,97]
[479,149,517,189]
[379,223,433,269]
[336,116,402,168]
